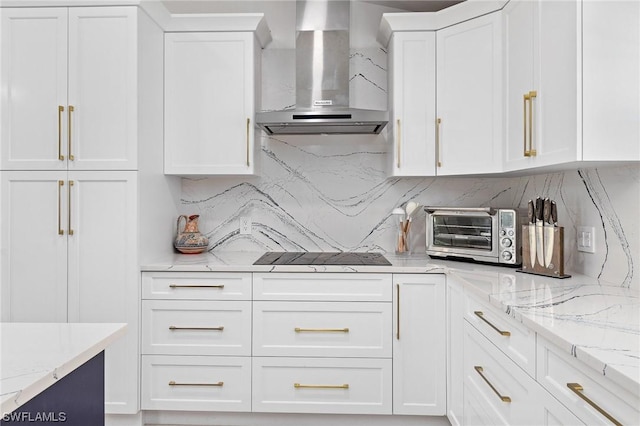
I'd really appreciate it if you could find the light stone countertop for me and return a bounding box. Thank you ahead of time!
[142,251,639,396]
[0,323,127,415]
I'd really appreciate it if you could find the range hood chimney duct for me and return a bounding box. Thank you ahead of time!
[256,0,388,135]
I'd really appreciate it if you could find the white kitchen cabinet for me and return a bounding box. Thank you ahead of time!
[164,32,260,175]
[446,275,465,426]
[1,7,138,171]
[386,32,437,177]
[1,170,139,412]
[392,274,446,415]
[436,12,502,175]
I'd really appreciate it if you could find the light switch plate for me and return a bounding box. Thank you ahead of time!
[240,217,252,235]
[577,226,595,253]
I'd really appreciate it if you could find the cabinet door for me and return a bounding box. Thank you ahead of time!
[164,32,257,175]
[392,274,446,415]
[1,171,68,322]
[446,276,465,426]
[67,7,137,170]
[388,32,436,177]
[66,171,138,414]
[1,8,68,171]
[436,12,502,175]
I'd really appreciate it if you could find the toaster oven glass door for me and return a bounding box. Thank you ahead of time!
[431,215,493,251]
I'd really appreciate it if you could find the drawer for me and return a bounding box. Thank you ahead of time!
[253,273,392,301]
[537,335,640,425]
[253,301,392,358]
[142,272,251,300]
[463,321,540,425]
[252,357,392,414]
[142,300,251,356]
[465,292,536,376]
[141,355,251,412]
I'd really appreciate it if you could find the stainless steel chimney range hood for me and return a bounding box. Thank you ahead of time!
[256,0,388,135]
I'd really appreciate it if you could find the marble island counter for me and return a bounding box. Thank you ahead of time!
[1,323,126,417]
[142,251,640,397]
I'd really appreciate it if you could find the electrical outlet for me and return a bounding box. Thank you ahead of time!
[577,226,595,253]
[240,217,252,235]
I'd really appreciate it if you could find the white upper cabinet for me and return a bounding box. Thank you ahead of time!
[164,32,260,175]
[386,32,437,177]
[1,7,138,171]
[436,12,502,175]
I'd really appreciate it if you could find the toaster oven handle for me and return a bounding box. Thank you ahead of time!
[425,207,496,215]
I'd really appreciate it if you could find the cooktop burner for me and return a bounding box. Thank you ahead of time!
[253,252,391,266]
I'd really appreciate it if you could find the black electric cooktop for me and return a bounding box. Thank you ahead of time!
[253,252,391,266]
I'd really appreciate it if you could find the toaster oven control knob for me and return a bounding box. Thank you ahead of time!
[500,230,507,237]
[501,238,512,247]
[501,251,513,261]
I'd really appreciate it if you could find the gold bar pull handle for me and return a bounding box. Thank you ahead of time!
[475,366,511,402]
[246,118,250,166]
[474,311,510,336]
[436,118,442,167]
[169,284,225,289]
[68,180,74,235]
[294,383,349,390]
[528,91,537,157]
[523,93,531,157]
[169,381,224,387]
[68,105,75,161]
[567,383,622,426]
[58,181,65,235]
[58,106,65,160]
[169,326,224,331]
[396,283,400,340]
[396,119,401,169]
[294,327,349,333]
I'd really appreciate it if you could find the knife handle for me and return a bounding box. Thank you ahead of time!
[527,200,535,224]
[543,198,551,224]
[535,197,544,221]
[551,201,557,225]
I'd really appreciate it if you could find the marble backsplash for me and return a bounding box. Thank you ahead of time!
[179,48,639,290]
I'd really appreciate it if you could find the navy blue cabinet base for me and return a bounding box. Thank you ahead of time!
[1,352,104,425]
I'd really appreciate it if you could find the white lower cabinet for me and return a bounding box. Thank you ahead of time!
[393,274,446,415]
[446,276,465,426]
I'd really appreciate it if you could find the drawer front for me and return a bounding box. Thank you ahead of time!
[253,273,392,301]
[253,301,392,358]
[142,355,251,412]
[465,293,536,376]
[537,336,640,426]
[463,321,540,425]
[142,300,251,356]
[252,357,392,414]
[142,272,251,300]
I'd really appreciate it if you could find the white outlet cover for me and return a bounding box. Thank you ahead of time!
[577,226,595,253]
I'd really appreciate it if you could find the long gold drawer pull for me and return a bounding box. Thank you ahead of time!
[68,180,74,235]
[246,118,250,166]
[294,327,349,333]
[523,93,530,157]
[169,284,225,289]
[169,381,223,387]
[567,383,622,426]
[396,119,401,169]
[474,311,510,336]
[58,181,64,235]
[294,383,349,390]
[436,117,442,167]
[68,105,75,161]
[528,90,537,157]
[474,366,511,403]
[169,326,224,331]
[58,106,65,160]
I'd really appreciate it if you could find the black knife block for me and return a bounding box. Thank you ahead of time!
[518,225,571,279]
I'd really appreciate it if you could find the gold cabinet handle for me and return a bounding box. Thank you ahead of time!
[528,91,537,157]
[169,284,225,289]
[58,180,65,235]
[246,117,250,166]
[68,180,74,235]
[396,283,400,340]
[396,119,401,169]
[474,366,511,403]
[294,327,349,333]
[169,380,223,387]
[294,383,349,390]
[169,326,224,331]
[474,311,510,336]
[436,117,442,167]
[567,383,622,426]
[523,93,530,157]
[58,106,65,160]
[68,105,75,161]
